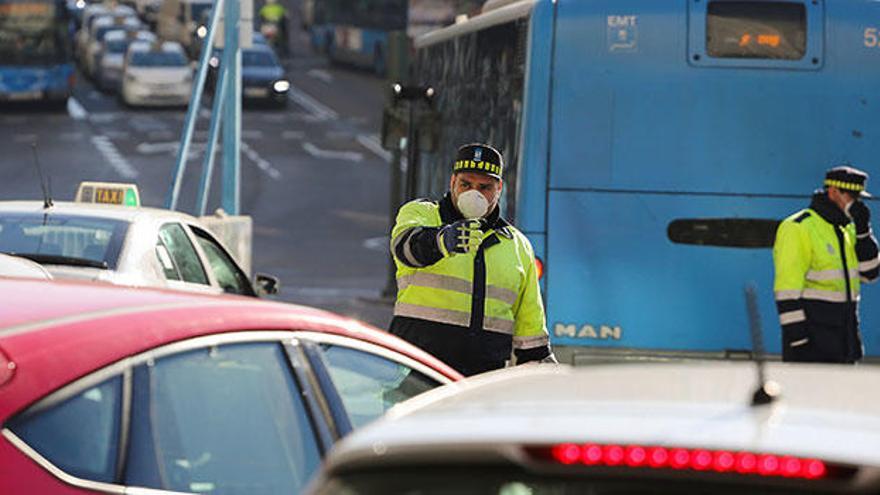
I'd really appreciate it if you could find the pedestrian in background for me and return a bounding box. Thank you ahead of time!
[389,143,555,376]
[774,166,880,363]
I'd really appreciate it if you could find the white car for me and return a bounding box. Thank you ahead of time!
[76,5,136,62]
[84,15,142,79]
[0,186,276,297]
[308,362,880,494]
[97,29,155,91]
[0,253,52,279]
[121,40,192,107]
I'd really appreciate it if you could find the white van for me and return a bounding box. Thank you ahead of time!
[157,0,212,56]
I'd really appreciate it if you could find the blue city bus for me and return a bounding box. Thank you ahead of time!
[310,0,478,75]
[0,0,74,105]
[411,0,880,362]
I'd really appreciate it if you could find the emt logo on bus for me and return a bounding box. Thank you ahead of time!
[554,323,622,340]
[607,15,638,53]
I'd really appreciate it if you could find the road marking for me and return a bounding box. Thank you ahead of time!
[13,134,38,143]
[307,69,334,83]
[148,130,174,140]
[91,135,138,179]
[103,130,130,140]
[356,134,392,162]
[136,141,180,154]
[89,112,119,124]
[287,84,338,121]
[282,130,305,140]
[67,97,88,120]
[241,141,282,180]
[241,129,263,140]
[302,142,363,162]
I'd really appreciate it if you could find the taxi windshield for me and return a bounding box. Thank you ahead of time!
[0,214,128,269]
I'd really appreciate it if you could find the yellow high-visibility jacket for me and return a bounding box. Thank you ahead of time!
[773,193,879,362]
[389,194,550,375]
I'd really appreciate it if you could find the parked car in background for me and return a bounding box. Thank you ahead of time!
[83,15,142,79]
[75,5,136,62]
[0,278,462,494]
[96,29,155,91]
[308,362,880,494]
[120,40,191,107]
[0,183,273,297]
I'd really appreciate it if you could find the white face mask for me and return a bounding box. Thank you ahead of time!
[456,189,490,219]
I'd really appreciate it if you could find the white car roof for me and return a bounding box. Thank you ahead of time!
[0,201,200,224]
[322,362,880,471]
[128,40,184,54]
[0,254,52,280]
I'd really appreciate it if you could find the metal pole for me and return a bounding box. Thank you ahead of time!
[166,0,225,210]
[196,65,229,216]
[222,0,241,215]
[404,99,416,200]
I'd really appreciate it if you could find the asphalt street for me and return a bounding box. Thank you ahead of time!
[0,15,398,329]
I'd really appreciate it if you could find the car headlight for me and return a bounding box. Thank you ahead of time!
[209,56,219,68]
[273,79,290,93]
[75,0,85,8]
[196,25,207,38]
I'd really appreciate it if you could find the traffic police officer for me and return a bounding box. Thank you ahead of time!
[774,166,880,363]
[389,143,554,376]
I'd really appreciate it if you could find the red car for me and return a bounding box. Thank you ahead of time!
[0,278,461,494]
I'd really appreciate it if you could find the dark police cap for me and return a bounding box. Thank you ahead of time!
[453,143,503,179]
[824,165,871,198]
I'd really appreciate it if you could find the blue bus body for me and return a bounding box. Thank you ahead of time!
[414,0,880,361]
[0,0,74,104]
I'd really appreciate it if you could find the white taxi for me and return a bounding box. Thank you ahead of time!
[0,183,276,297]
[120,40,192,107]
[308,362,880,494]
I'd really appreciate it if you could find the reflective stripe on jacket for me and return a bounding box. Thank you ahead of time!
[389,196,549,372]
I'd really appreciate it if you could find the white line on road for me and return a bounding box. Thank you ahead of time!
[287,85,338,121]
[241,141,282,180]
[307,69,334,84]
[91,135,138,179]
[282,130,305,140]
[67,98,88,120]
[356,134,392,162]
[302,142,364,162]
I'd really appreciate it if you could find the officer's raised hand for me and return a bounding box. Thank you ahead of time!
[847,199,872,234]
[437,219,484,256]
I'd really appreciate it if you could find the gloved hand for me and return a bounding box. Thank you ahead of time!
[437,219,484,256]
[847,200,871,234]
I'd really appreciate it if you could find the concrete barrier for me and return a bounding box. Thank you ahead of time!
[199,209,253,276]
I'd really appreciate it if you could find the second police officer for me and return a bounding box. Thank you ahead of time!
[389,143,555,376]
[773,166,880,363]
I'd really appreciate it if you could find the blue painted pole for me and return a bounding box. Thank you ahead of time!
[196,64,229,216]
[221,0,241,215]
[165,0,226,210]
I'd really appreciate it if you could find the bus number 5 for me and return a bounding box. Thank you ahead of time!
[865,28,879,47]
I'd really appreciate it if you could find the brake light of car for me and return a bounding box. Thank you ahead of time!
[535,444,837,480]
[535,256,544,280]
[0,347,15,387]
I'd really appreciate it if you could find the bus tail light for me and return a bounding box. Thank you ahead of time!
[535,257,544,280]
[524,444,855,481]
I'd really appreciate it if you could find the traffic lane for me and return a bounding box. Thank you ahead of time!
[0,108,109,201]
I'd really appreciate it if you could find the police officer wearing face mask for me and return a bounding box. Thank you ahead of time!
[773,165,880,363]
[389,143,555,376]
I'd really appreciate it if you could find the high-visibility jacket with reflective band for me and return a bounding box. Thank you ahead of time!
[774,210,860,304]
[773,195,879,362]
[390,198,549,355]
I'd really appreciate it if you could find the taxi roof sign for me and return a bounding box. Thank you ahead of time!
[75,182,140,206]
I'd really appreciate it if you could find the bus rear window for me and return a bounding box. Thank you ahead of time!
[706,1,806,60]
[668,218,780,248]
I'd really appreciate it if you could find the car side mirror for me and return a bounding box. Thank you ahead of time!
[254,272,280,297]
